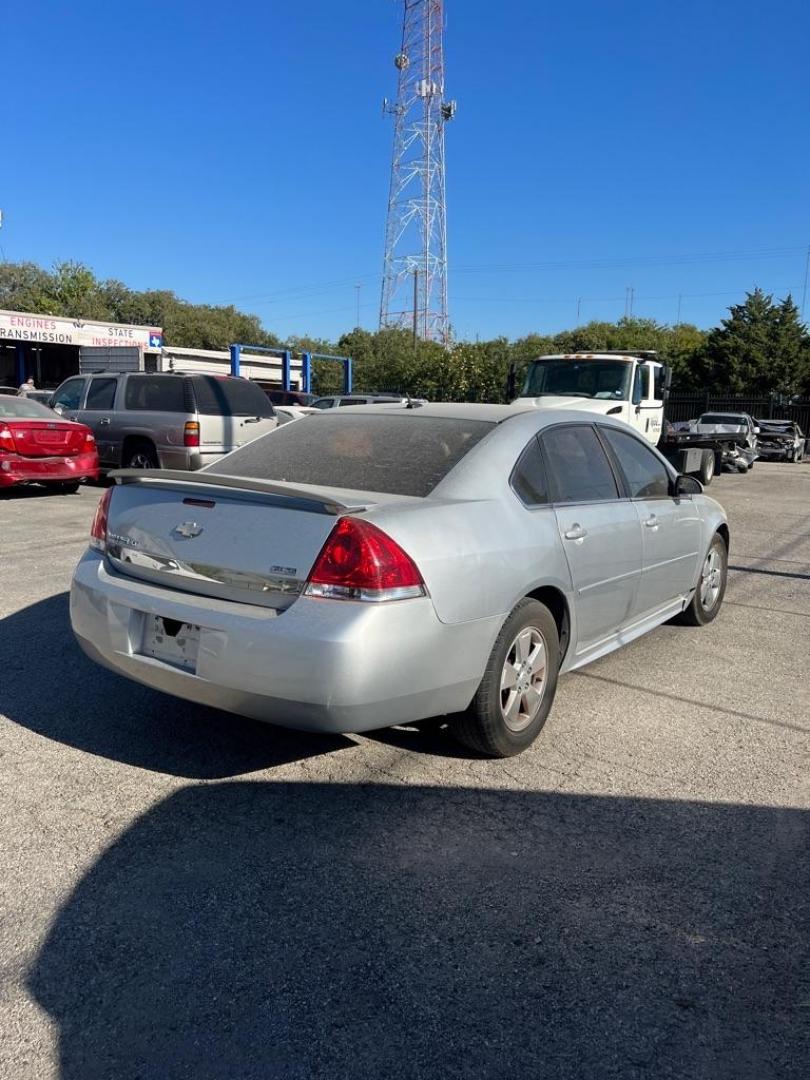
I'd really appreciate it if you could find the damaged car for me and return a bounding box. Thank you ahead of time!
[693,412,760,472]
[754,419,805,463]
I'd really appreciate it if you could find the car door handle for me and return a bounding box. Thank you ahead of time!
[98,418,111,425]
[564,524,587,541]
[644,515,659,529]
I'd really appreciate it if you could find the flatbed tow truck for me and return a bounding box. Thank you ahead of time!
[510,350,737,485]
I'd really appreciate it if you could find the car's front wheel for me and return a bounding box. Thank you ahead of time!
[675,533,728,626]
[451,598,560,757]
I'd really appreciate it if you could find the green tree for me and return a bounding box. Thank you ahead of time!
[700,288,810,394]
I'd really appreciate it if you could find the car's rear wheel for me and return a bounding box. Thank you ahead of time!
[124,440,159,469]
[451,598,560,757]
[674,533,728,626]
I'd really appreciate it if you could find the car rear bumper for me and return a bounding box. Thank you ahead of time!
[0,451,99,487]
[158,449,229,471]
[70,551,499,733]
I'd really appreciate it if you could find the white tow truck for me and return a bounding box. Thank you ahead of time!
[511,350,721,485]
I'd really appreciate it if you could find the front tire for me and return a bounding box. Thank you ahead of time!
[675,533,728,626]
[450,598,560,757]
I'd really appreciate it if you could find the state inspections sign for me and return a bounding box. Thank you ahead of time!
[0,311,163,349]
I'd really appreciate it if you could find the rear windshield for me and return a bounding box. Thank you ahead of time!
[0,397,57,419]
[699,414,746,425]
[191,376,274,418]
[206,413,495,497]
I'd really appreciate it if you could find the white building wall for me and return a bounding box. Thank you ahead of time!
[159,346,303,387]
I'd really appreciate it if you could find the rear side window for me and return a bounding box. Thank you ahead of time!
[85,377,117,410]
[191,376,274,418]
[207,413,495,497]
[511,438,549,506]
[541,425,619,503]
[124,376,189,413]
[601,427,671,498]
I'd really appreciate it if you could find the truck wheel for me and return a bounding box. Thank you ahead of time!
[450,599,560,758]
[698,451,714,486]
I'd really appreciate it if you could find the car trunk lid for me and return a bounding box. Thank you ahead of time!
[3,419,88,458]
[103,470,372,611]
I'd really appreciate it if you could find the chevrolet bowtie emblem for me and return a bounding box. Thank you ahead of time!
[173,522,204,539]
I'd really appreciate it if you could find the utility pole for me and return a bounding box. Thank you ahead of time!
[625,287,635,318]
[576,297,582,323]
[802,245,810,322]
[676,293,682,325]
[380,1,455,345]
[355,283,362,328]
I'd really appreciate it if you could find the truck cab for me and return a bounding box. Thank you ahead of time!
[514,351,670,446]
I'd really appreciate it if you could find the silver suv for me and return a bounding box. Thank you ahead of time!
[50,372,278,471]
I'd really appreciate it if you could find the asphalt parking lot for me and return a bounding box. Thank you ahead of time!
[1,464,808,1080]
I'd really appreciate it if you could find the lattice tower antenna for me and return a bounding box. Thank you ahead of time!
[380,0,455,344]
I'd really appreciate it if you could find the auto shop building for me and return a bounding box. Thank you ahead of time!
[0,309,164,390]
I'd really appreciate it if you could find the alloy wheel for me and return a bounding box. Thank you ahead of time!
[699,547,723,611]
[500,626,548,733]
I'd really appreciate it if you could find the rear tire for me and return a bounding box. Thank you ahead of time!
[450,598,560,758]
[124,440,159,469]
[674,533,728,627]
[51,481,80,494]
[698,450,714,486]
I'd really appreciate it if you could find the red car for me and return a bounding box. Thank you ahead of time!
[0,396,99,492]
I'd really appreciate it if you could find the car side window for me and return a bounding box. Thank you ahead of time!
[85,377,118,410]
[601,427,671,498]
[511,437,549,507]
[541,425,619,503]
[124,376,188,412]
[52,378,87,411]
[311,399,333,409]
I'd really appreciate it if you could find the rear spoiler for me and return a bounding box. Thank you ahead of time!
[109,469,367,516]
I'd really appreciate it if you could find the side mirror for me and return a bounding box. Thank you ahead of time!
[631,381,643,406]
[753,426,761,435]
[52,402,65,415]
[675,474,703,496]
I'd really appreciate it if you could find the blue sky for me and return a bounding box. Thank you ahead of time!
[4,0,809,341]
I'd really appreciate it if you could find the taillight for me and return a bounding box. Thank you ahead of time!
[184,421,200,447]
[85,431,96,445]
[89,488,113,552]
[305,517,425,602]
[0,424,17,454]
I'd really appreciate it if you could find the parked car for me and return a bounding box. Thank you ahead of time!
[0,386,19,396]
[257,387,317,408]
[310,394,418,409]
[694,412,759,471]
[20,389,56,407]
[0,394,99,492]
[754,419,805,462]
[72,405,729,757]
[49,372,277,471]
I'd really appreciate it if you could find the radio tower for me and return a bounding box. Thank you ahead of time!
[380,0,455,344]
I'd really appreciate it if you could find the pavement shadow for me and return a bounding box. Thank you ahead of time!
[29,782,809,1080]
[0,594,352,778]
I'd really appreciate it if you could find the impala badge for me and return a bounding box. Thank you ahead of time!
[173,521,204,539]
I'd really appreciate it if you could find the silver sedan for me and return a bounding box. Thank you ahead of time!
[70,404,729,757]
